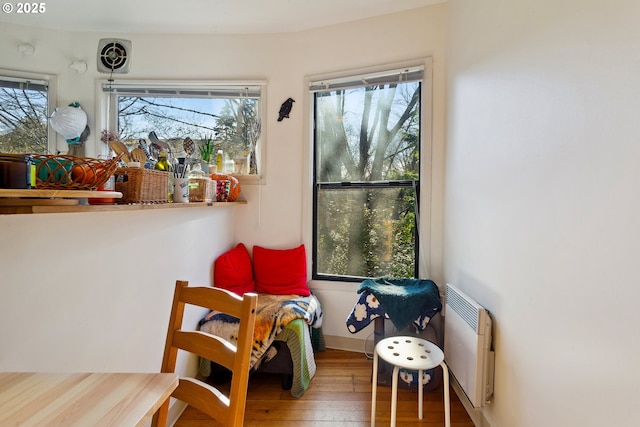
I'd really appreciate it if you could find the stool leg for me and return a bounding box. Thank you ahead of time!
[440,362,451,427]
[371,350,378,427]
[418,369,423,420]
[390,365,400,427]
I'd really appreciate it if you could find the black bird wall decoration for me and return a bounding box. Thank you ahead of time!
[278,98,295,121]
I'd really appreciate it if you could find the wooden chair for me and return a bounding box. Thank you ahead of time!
[152,280,258,427]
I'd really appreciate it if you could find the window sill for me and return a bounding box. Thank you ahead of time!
[232,174,263,185]
[0,201,246,215]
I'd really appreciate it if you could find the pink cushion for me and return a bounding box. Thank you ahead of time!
[253,244,310,296]
[214,243,255,295]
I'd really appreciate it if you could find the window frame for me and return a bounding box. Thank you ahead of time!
[312,181,421,282]
[98,79,267,183]
[0,69,58,154]
[305,59,433,283]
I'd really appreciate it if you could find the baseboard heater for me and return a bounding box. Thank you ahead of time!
[444,283,495,408]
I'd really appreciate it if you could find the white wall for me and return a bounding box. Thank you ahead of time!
[445,1,640,426]
[0,208,237,372]
[0,2,447,376]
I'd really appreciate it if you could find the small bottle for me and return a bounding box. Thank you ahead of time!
[154,150,173,202]
[188,162,205,190]
[154,150,172,172]
[216,150,223,173]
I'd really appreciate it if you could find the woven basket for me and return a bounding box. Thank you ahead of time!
[188,177,215,202]
[210,173,241,201]
[31,153,122,190]
[114,167,169,204]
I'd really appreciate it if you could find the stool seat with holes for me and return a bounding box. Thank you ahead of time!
[371,336,450,427]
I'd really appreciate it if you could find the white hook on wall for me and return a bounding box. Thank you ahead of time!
[69,60,88,74]
[18,43,35,56]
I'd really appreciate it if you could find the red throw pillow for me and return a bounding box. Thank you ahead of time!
[253,244,310,296]
[213,243,255,295]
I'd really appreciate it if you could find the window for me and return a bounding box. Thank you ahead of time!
[102,81,264,175]
[311,65,425,281]
[0,73,54,154]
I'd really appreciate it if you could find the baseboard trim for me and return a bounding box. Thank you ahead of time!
[167,400,187,427]
[323,334,371,354]
[450,375,492,427]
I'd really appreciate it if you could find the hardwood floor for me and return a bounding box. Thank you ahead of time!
[174,348,475,427]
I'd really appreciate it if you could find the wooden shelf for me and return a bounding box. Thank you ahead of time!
[0,188,246,214]
[0,189,122,199]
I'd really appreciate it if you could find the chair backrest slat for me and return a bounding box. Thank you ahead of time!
[173,330,236,370]
[152,280,258,427]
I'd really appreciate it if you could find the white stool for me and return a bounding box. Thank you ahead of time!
[371,336,450,427]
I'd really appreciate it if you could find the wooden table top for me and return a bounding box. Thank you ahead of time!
[0,372,178,427]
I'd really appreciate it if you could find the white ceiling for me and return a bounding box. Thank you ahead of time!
[0,0,445,34]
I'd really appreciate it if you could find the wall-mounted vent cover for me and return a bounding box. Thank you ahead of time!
[444,283,495,408]
[97,39,131,74]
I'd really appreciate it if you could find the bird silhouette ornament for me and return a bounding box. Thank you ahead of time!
[278,98,295,121]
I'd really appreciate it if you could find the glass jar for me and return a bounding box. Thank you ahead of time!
[0,154,34,189]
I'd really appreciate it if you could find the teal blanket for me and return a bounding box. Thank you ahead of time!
[357,278,441,330]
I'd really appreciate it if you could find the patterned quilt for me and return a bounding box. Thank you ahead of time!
[199,293,323,369]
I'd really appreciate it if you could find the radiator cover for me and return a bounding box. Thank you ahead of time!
[444,283,495,408]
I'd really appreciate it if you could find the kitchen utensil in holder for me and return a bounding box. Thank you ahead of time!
[173,177,189,203]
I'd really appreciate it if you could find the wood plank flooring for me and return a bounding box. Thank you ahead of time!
[174,348,475,427]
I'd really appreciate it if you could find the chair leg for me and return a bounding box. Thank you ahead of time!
[151,397,169,427]
[371,350,379,427]
[440,362,451,427]
[281,373,293,390]
[418,369,423,420]
[390,365,400,427]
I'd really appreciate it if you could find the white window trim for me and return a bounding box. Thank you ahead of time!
[301,58,434,287]
[95,79,267,185]
[1,68,58,154]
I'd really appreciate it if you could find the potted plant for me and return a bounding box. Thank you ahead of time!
[199,135,214,172]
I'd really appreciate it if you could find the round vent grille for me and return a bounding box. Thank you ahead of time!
[97,39,131,74]
[100,42,127,70]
